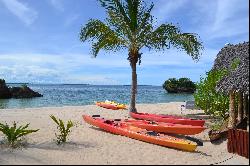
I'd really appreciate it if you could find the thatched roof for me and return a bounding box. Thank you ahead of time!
[212,41,249,95]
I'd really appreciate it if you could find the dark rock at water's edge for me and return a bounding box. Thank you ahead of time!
[0,79,43,99]
[10,86,43,99]
[166,87,196,94]
[0,79,12,99]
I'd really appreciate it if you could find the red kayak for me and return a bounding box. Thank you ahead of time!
[125,119,206,135]
[83,115,197,151]
[130,112,205,126]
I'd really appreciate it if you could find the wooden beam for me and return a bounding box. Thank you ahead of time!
[228,90,236,128]
[243,94,249,120]
[238,92,243,122]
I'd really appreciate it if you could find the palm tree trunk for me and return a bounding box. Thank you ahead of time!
[129,57,138,113]
[237,92,243,122]
[228,90,236,128]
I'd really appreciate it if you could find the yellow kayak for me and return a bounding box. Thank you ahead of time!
[95,100,127,110]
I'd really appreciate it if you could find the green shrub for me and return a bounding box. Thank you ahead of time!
[21,84,28,89]
[0,121,39,148]
[50,115,74,145]
[194,69,229,119]
[163,77,196,93]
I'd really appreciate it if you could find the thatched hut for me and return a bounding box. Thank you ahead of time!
[212,41,249,128]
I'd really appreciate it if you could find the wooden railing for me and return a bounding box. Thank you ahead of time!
[227,128,249,158]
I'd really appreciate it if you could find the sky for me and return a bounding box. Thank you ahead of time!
[0,0,249,85]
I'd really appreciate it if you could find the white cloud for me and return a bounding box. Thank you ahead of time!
[0,53,124,84]
[1,0,38,25]
[194,0,248,40]
[64,14,80,27]
[152,0,188,24]
[49,0,64,11]
[152,0,249,42]
[0,45,219,84]
[207,0,249,40]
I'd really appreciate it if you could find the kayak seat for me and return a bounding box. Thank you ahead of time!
[148,121,158,125]
[114,119,121,121]
[146,131,160,136]
[92,115,101,117]
[104,120,114,125]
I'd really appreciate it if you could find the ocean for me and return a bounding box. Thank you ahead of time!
[0,84,194,109]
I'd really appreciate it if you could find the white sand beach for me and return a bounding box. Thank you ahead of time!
[0,102,248,165]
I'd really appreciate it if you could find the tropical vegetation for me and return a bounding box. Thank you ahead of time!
[79,0,203,112]
[163,77,196,93]
[50,115,74,145]
[0,121,39,148]
[194,69,229,119]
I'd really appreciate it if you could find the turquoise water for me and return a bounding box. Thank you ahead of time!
[0,84,194,109]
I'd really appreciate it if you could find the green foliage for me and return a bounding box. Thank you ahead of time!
[194,69,229,119]
[230,58,241,70]
[0,79,5,84]
[21,84,28,89]
[162,77,196,93]
[0,122,39,148]
[50,115,74,145]
[79,0,203,60]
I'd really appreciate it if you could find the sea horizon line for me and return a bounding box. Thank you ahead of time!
[6,83,161,86]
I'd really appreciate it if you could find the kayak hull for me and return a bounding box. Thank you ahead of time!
[95,102,120,110]
[126,120,206,135]
[95,102,126,110]
[130,112,205,126]
[83,115,197,152]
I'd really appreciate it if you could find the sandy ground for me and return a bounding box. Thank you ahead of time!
[0,102,248,165]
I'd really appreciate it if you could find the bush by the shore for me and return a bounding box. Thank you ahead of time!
[162,78,196,93]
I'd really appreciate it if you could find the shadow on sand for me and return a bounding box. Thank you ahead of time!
[28,141,97,151]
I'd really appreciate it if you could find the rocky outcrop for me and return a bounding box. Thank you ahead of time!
[0,79,12,99]
[166,87,196,94]
[10,86,43,98]
[163,78,196,94]
[0,79,43,99]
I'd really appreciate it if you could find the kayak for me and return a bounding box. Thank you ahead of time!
[95,101,127,110]
[83,115,197,152]
[130,112,205,126]
[125,119,206,135]
[95,101,119,110]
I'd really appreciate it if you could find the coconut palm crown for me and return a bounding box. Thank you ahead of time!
[79,0,203,113]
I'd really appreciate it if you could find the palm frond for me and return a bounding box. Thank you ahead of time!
[99,0,132,30]
[145,24,203,61]
[80,19,127,57]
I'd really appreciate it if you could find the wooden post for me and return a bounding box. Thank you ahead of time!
[238,92,243,122]
[229,90,236,128]
[243,94,249,121]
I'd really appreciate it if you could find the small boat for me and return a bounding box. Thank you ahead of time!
[95,100,127,110]
[83,115,197,152]
[125,119,206,135]
[130,112,205,126]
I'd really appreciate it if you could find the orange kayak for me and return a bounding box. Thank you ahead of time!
[83,115,197,152]
[125,119,206,135]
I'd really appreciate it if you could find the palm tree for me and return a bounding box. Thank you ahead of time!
[79,0,203,113]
